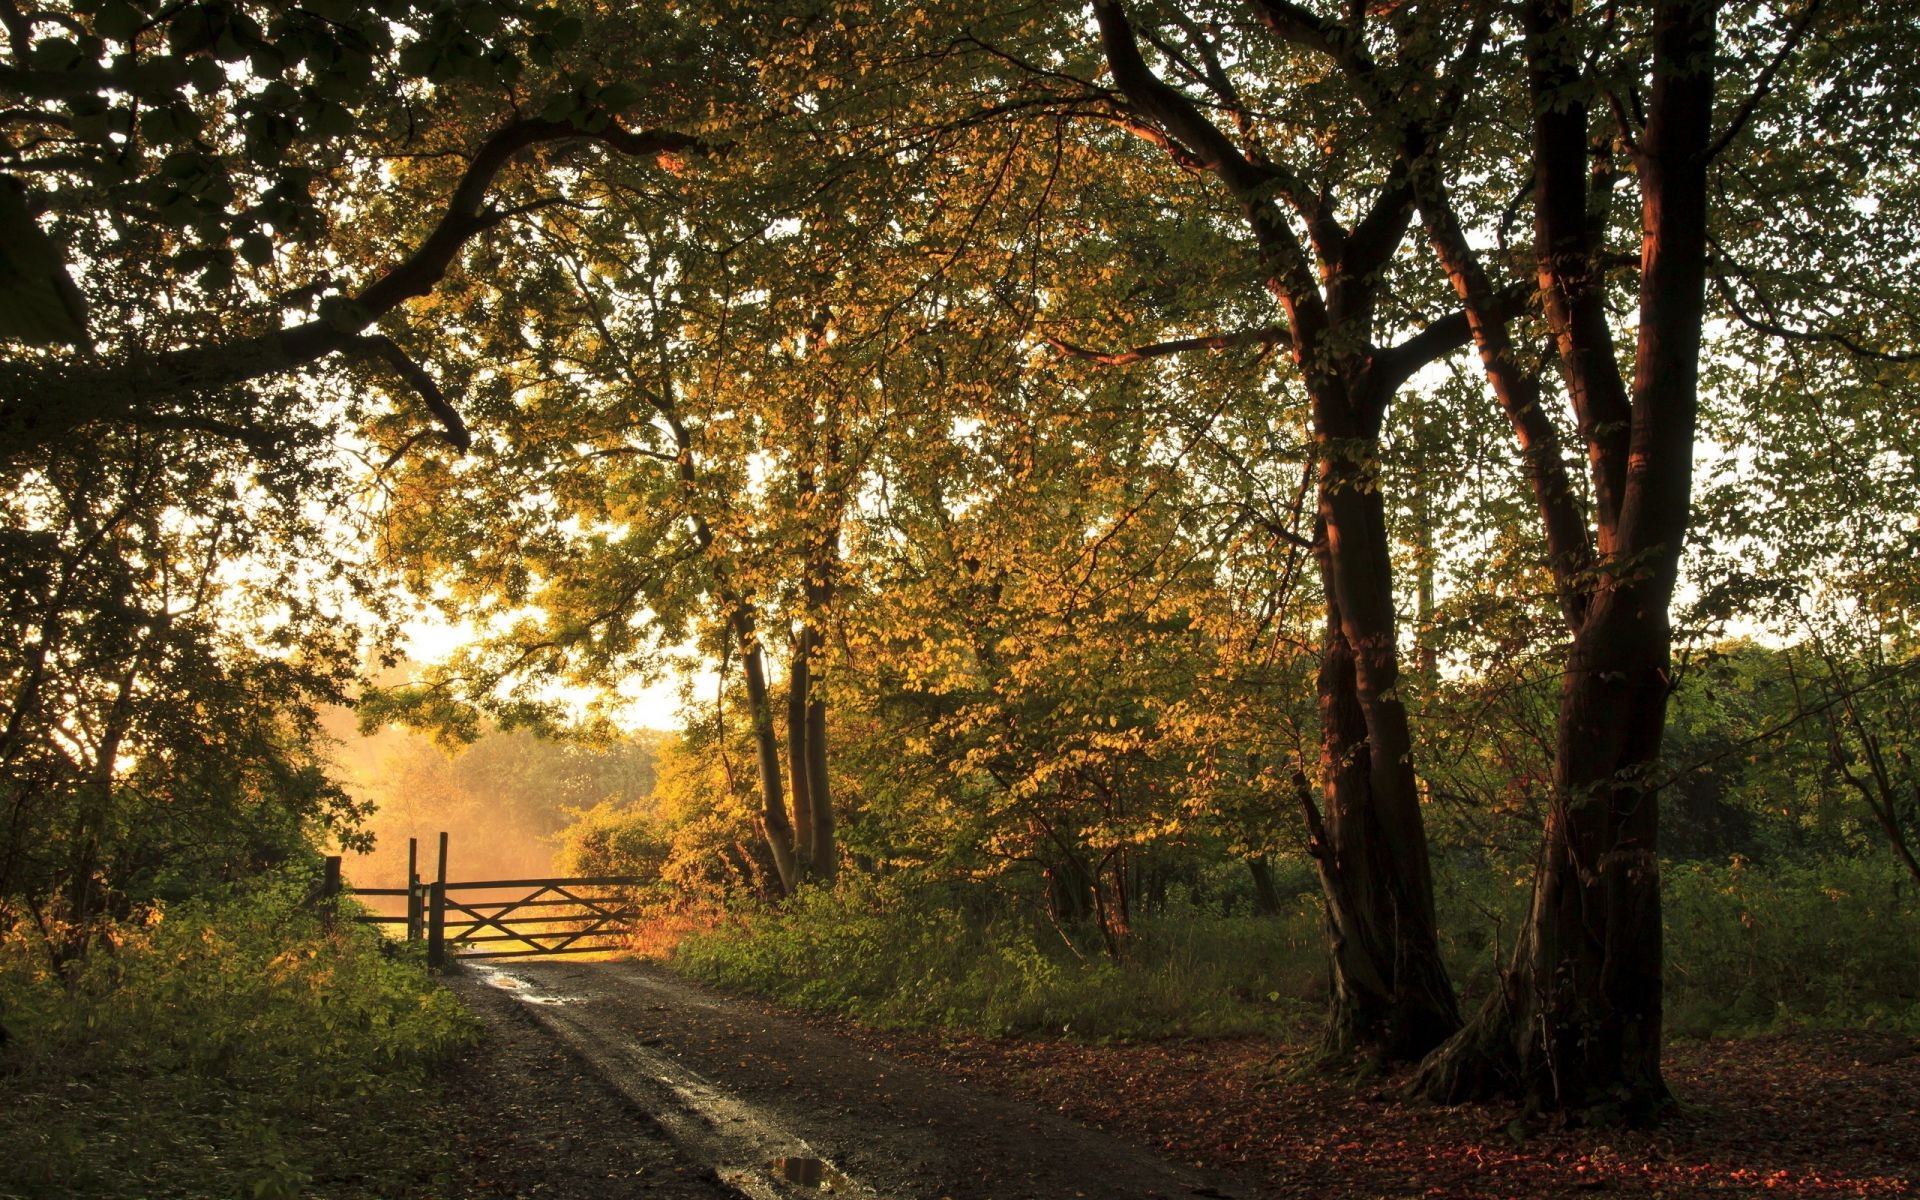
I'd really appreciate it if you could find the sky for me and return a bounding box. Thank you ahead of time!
[400,610,698,731]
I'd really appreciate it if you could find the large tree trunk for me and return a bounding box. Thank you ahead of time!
[1089,0,1465,1064]
[1414,593,1672,1116]
[1304,521,1460,1062]
[1414,0,1715,1118]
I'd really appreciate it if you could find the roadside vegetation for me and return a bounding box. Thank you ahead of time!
[0,868,476,1200]
[565,637,1920,1048]
[661,855,1920,1044]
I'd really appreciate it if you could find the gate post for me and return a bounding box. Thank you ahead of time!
[318,855,342,931]
[427,832,449,968]
[405,837,421,942]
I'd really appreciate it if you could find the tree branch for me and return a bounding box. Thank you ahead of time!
[1708,0,1825,162]
[350,334,469,452]
[1044,323,1289,365]
[1709,266,1920,364]
[2,110,706,454]
[1091,0,1325,330]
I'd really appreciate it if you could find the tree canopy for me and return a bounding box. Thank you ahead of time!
[5,0,1919,1121]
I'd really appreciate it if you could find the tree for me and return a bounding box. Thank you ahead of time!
[0,419,368,956]
[0,0,722,950]
[1244,0,1920,1115]
[1060,0,1496,1061]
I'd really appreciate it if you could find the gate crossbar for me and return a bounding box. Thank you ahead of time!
[434,877,645,961]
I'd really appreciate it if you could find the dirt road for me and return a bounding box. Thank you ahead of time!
[447,960,1247,1200]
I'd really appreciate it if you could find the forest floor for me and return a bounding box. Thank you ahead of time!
[445,960,1919,1200]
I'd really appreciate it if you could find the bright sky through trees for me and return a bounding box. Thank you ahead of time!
[5,0,1920,1132]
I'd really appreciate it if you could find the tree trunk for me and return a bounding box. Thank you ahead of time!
[1303,537,1461,1063]
[735,608,798,895]
[783,619,837,885]
[1247,856,1284,917]
[799,613,836,884]
[1089,0,1463,1064]
[1413,0,1715,1118]
[1414,594,1671,1118]
[786,630,816,876]
[58,658,141,965]
[1043,840,1095,927]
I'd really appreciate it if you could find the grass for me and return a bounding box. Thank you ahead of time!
[669,855,1920,1044]
[671,875,1325,1040]
[0,868,480,1200]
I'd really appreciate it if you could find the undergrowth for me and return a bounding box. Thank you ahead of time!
[673,875,1325,1039]
[0,868,480,1200]
[1663,856,1920,1037]
[671,856,1920,1044]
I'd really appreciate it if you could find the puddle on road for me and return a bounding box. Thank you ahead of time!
[473,965,580,1006]
[769,1156,849,1191]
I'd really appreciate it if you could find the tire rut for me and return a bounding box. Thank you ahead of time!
[448,959,1249,1200]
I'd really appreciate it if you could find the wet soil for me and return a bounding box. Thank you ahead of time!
[440,959,1919,1199]
[432,974,738,1200]
[445,959,1248,1200]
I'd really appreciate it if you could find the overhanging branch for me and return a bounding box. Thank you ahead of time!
[1044,323,1289,365]
[2,108,708,455]
[351,334,469,452]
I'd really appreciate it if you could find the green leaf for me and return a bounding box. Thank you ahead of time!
[30,38,86,71]
[239,232,274,267]
[598,81,640,109]
[93,0,147,43]
[71,109,113,142]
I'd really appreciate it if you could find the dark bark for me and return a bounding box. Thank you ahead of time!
[735,608,799,896]
[800,502,840,884]
[1416,595,1673,1117]
[786,631,817,875]
[1045,851,1096,926]
[1247,856,1285,917]
[1092,0,1464,1063]
[801,624,836,884]
[784,618,837,885]
[58,656,141,965]
[1302,548,1460,1062]
[1411,0,1717,1117]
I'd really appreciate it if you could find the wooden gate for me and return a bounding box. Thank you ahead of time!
[430,875,645,961]
[342,833,644,966]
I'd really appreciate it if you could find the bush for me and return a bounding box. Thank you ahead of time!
[672,874,1325,1039]
[0,867,479,1200]
[1664,855,1920,1037]
[672,855,1920,1045]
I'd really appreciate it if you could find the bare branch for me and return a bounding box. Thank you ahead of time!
[1044,323,1289,365]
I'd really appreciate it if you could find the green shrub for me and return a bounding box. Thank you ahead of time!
[0,868,479,1200]
[672,875,1325,1039]
[1664,855,1920,1036]
[674,855,1920,1045]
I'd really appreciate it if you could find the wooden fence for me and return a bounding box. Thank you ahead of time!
[330,833,645,966]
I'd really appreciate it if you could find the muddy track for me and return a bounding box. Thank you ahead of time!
[446,960,1250,1200]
